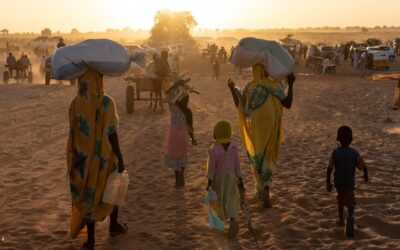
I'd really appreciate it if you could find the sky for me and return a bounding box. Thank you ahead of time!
[1,0,400,33]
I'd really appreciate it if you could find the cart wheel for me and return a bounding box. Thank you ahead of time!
[70,78,76,85]
[28,71,33,83]
[3,71,10,84]
[45,72,51,85]
[126,85,134,114]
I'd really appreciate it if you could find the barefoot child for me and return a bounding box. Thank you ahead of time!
[206,120,244,239]
[326,126,369,237]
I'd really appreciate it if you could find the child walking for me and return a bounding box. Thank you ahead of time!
[326,126,369,237]
[212,60,220,80]
[206,120,244,239]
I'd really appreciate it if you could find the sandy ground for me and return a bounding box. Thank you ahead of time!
[0,56,399,250]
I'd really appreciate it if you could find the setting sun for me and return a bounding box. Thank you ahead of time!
[97,0,244,31]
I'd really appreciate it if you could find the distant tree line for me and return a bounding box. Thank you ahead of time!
[3,24,400,37]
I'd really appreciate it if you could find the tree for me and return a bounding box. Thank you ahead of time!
[361,27,369,33]
[70,28,80,35]
[41,28,52,37]
[366,37,382,46]
[149,10,197,46]
[1,29,8,35]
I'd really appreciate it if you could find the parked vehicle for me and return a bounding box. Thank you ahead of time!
[367,45,395,61]
[318,46,337,58]
[317,46,340,64]
[365,49,390,70]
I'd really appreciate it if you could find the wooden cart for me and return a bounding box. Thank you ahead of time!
[3,64,33,84]
[124,75,172,113]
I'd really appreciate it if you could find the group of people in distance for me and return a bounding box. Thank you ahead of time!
[5,37,65,79]
[6,52,31,77]
[66,45,369,249]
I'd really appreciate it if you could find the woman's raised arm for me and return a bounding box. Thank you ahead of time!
[281,73,295,109]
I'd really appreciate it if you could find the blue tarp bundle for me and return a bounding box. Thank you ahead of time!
[51,39,145,80]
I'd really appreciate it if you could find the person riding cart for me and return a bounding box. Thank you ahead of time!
[17,54,31,77]
[6,53,16,76]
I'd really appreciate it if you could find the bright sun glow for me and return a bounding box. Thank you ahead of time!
[99,0,236,30]
[1,0,400,33]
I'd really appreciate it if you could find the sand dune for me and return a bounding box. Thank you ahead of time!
[0,57,399,249]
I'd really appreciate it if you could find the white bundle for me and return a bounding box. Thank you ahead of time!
[51,39,146,79]
[230,37,294,80]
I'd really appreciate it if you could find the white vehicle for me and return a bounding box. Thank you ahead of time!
[365,48,390,69]
[318,46,338,58]
[367,45,395,61]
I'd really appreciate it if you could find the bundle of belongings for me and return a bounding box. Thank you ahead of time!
[230,37,295,81]
[51,39,146,79]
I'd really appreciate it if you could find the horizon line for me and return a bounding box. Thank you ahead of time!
[3,25,400,34]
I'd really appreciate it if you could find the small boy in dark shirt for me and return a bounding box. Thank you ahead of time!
[327,126,369,237]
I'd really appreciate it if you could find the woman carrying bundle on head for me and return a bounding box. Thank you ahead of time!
[228,38,296,208]
[54,39,144,249]
[67,69,127,249]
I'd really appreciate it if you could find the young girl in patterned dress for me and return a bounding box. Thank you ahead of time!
[206,120,244,239]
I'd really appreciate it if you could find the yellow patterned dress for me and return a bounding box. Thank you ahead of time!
[237,65,287,199]
[67,69,119,238]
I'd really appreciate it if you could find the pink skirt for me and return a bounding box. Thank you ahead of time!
[165,123,188,170]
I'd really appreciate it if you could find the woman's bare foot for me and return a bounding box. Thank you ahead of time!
[109,223,128,237]
[175,170,185,187]
[262,186,272,208]
[83,241,94,250]
[189,130,197,145]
